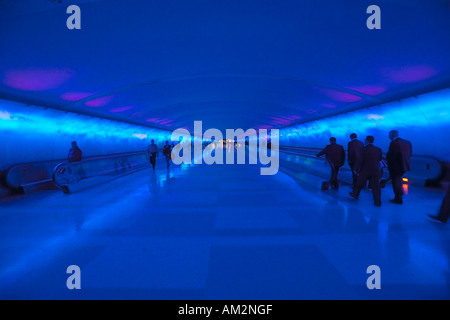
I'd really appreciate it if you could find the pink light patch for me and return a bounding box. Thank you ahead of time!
[322,103,337,109]
[159,120,174,126]
[347,85,386,96]
[270,117,291,125]
[285,115,302,121]
[382,65,438,83]
[85,95,114,107]
[4,68,75,91]
[320,88,362,103]
[146,118,175,126]
[256,125,273,130]
[110,106,133,113]
[61,92,92,101]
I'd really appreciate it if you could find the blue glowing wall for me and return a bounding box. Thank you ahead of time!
[0,99,173,169]
[277,89,450,161]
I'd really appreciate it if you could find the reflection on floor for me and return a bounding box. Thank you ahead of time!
[0,158,448,299]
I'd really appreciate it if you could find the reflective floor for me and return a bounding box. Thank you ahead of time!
[0,157,449,299]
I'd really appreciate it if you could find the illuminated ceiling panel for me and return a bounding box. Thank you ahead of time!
[0,0,449,132]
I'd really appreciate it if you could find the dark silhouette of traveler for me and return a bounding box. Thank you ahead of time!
[68,141,82,162]
[386,130,412,204]
[162,140,172,169]
[316,137,345,190]
[350,136,383,207]
[67,141,85,181]
[147,139,159,170]
[428,185,450,223]
[347,133,364,190]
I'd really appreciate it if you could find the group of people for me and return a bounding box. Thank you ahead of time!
[316,130,412,207]
[68,135,448,223]
[67,139,173,171]
[147,140,173,170]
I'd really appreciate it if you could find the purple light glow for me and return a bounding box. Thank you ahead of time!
[269,117,292,125]
[110,106,133,113]
[382,65,438,83]
[146,118,175,126]
[285,115,302,121]
[319,88,362,103]
[4,68,75,91]
[85,95,114,107]
[347,85,386,95]
[255,125,273,130]
[61,92,92,101]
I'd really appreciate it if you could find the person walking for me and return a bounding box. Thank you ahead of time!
[350,136,383,207]
[317,137,345,190]
[162,140,172,169]
[147,139,159,170]
[386,130,412,204]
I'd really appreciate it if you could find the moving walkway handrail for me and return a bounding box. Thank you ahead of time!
[278,145,445,185]
[5,158,65,190]
[52,150,151,192]
[4,150,152,193]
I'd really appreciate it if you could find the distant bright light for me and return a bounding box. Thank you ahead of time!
[0,110,12,120]
[366,114,384,120]
[132,133,148,140]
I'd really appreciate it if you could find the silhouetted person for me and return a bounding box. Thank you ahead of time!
[317,137,345,190]
[428,185,450,223]
[350,136,383,207]
[386,130,412,204]
[162,140,172,169]
[348,133,364,189]
[68,141,82,162]
[147,139,159,170]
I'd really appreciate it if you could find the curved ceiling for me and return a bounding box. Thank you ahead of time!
[1,0,449,132]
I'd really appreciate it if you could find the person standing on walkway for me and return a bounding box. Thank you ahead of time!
[348,133,364,190]
[162,140,172,169]
[350,136,383,207]
[68,141,82,162]
[148,139,159,170]
[386,130,412,204]
[317,137,345,190]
